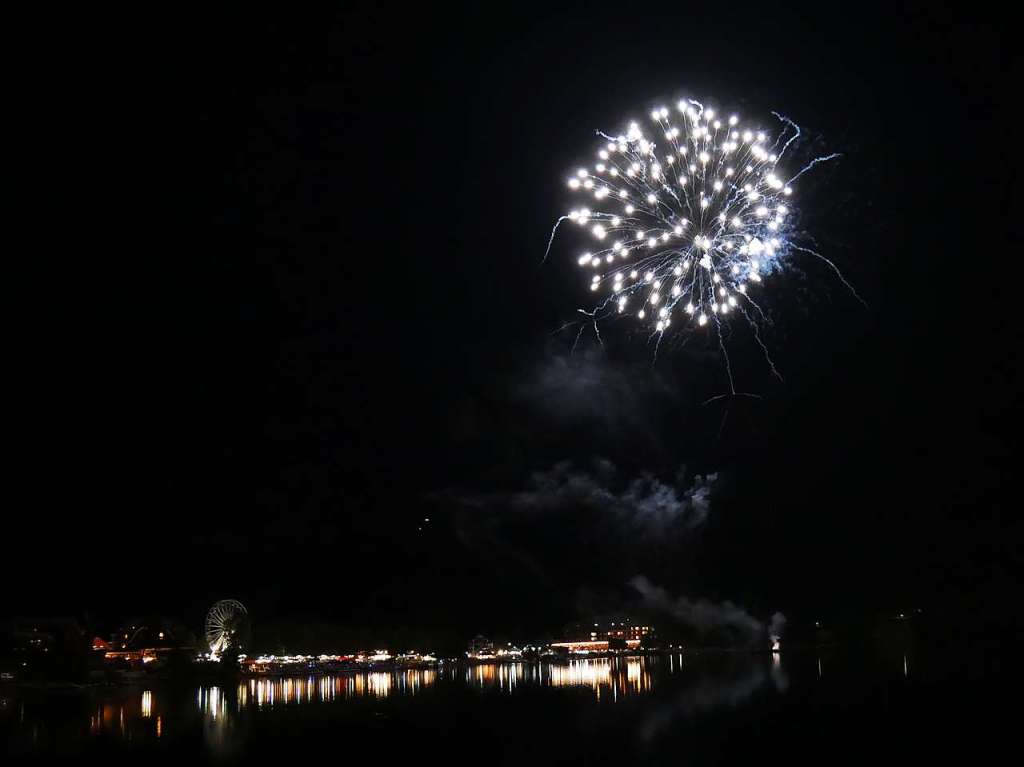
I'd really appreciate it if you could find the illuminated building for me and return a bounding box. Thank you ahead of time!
[552,620,656,653]
[103,619,196,667]
[549,638,642,653]
[467,635,494,659]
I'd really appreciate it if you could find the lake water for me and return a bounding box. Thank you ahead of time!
[1,649,1009,764]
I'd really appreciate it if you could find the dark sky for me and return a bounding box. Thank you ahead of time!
[17,3,1017,642]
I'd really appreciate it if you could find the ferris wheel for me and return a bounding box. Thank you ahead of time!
[205,599,248,655]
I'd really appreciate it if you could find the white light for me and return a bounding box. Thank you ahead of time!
[562,100,831,347]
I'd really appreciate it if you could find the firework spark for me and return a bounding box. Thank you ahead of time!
[550,97,851,378]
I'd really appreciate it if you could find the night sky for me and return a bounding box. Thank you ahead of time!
[17,4,1017,645]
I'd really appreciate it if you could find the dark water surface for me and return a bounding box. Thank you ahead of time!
[1,649,1011,764]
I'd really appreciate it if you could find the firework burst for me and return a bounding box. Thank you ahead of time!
[549,97,852,377]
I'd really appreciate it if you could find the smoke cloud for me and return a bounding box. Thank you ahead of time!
[629,575,784,647]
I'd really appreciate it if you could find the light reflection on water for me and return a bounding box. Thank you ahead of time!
[72,656,671,742]
[247,668,436,707]
[463,657,652,700]
[6,652,812,754]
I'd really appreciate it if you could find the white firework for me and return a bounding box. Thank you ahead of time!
[553,98,849,363]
